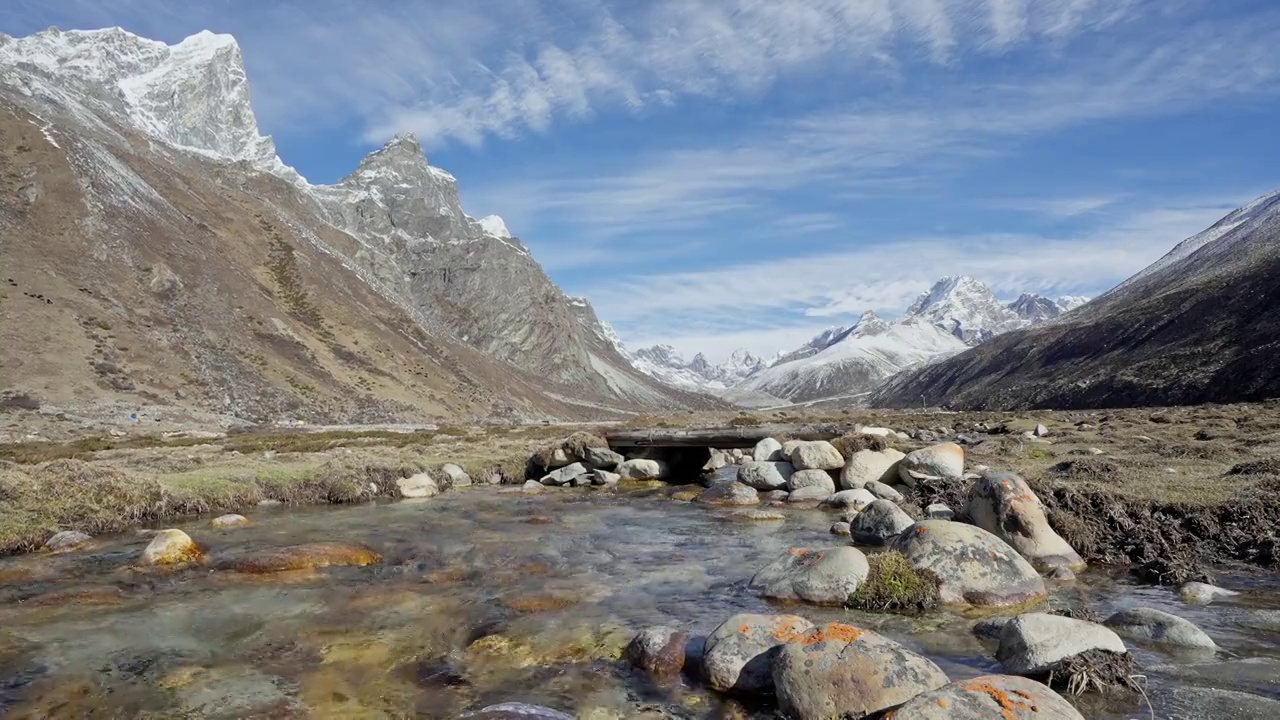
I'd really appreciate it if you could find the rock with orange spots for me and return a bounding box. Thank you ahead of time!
[696,481,760,506]
[887,674,1084,719]
[749,547,869,605]
[218,543,381,573]
[890,521,1045,608]
[626,626,688,678]
[968,472,1084,571]
[850,500,914,546]
[898,443,965,487]
[140,529,202,566]
[773,623,949,720]
[702,613,816,694]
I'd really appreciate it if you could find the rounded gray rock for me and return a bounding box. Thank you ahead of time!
[787,440,844,471]
[898,443,965,486]
[737,461,795,490]
[997,613,1128,676]
[864,480,903,502]
[787,468,836,494]
[702,613,815,694]
[824,488,876,511]
[752,437,784,462]
[890,520,1046,607]
[749,546,869,605]
[44,530,93,553]
[626,626,688,677]
[840,448,905,489]
[1103,607,1217,651]
[849,499,914,546]
[968,471,1084,570]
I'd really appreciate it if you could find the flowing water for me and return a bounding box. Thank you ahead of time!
[1,486,1278,718]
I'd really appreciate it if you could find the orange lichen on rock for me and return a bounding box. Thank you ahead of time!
[960,678,1035,720]
[936,699,949,708]
[771,620,865,646]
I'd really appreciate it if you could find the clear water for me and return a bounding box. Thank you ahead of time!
[1,488,1277,718]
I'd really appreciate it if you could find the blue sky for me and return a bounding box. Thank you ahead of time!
[6,1,1280,361]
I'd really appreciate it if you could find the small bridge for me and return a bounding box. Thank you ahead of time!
[604,423,845,450]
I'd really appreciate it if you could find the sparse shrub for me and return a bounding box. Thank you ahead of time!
[845,551,940,612]
[532,431,608,471]
[0,393,40,412]
[1049,458,1120,480]
[1227,458,1280,476]
[728,413,763,427]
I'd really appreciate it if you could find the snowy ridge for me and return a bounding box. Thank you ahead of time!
[623,344,769,391]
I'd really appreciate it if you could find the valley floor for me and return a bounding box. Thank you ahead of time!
[2,401,1278,580]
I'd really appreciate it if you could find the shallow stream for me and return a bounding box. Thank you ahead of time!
[1,487,1278,718]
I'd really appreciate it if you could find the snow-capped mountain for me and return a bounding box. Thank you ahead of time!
[0,26,721,420]
[622,345,769,390]
[873,189,1280,410]
[627,276,1091,405]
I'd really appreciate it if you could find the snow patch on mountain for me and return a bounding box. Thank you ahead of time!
[478,215,511,239]
[623,345,769,391]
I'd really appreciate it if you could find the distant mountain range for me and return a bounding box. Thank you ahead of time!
[873,190,1280,410]
[622,276,1088,404]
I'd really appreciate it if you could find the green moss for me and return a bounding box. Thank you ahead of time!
[846,551,940,612]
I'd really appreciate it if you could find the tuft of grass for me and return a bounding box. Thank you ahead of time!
[846,551,940,612]
[727,413,764,427]
[1227,458,1280,476]
[830,432,890,457]
[531,431,608,471]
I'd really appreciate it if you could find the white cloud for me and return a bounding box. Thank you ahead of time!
[590,193,1259,360]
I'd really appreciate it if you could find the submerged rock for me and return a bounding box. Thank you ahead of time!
[898,443,965,486]
[889,674,1084,719]
[772,623,948,720]
[220,543,381,573]
[141,529,201,566]
[839,448,905,490]
[1179,581,1240,605]
[1103,607,1217,651]
[849,500,914,546]
[461,704,574,720]
[787,441,844,471]
[702,613,814,694]
[749,547,869,605]
[997,613,1127,676]
[890,520,1046,607]
[44,530,93,553]
[210,514,248,528]
[696,482,759,506]
[968,471,1084,571]
[626,626,687,678]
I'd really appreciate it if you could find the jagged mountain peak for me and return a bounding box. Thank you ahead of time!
[905,275,1023,346]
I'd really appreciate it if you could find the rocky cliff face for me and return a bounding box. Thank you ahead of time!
[872,190,1280,410]
[0,26,718,422]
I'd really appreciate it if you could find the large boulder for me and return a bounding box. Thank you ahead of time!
[997,613,1128,676]
[898,443,965,486]
[824,488,876,512]
[441,463,472,487]
[849,500,914,546]
[583,447,624,469]
[1103,607,1217,651]
[141,529,201,566]
[864,480,903,503]
[702,613,815,694]
[696,482,760,506]
[737,461,794,490]
[753,437,784,462]
[749,547,869,605]
[787,441,845,471]
[889,675,1084,719]
[787,469,836,495]
[772,623,949,720]
[968,471,1084,570]
[540,462,591,486]
[616,458,669,481]
[889,520,1046,607]
[591,469,621,486]
[840,449,905,489]
[626,626,688,677]
[397,472,440,498]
